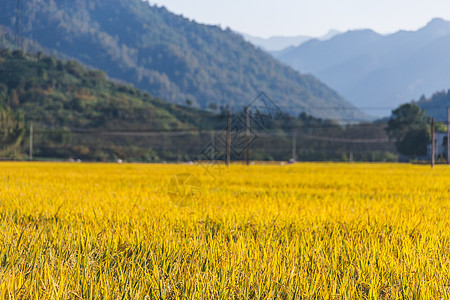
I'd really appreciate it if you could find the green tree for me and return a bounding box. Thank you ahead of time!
[386,103,431,156]
[8,89,19,108]
[37,67,48,80]
[0,83,7,105]
[0,107,25,152]
[435,122,447,133]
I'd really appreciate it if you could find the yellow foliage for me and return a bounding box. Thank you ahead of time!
[74,88,95,101]
[0,162,449,298]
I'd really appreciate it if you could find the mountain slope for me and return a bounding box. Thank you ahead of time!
[0,48,226,160]
[0,0,365,121]
[275,18,450,117]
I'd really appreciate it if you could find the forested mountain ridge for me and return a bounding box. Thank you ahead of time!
[0,49,395,162]
[0,0,366,121]
[0,48,225,160]
[0,49,217,130]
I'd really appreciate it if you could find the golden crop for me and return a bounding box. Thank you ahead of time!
[0,162,449,299]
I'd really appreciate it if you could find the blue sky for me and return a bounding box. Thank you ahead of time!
[148,0,450,37]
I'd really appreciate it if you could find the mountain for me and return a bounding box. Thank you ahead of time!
[321,30,342,41]
[241,34,311,52]
[275,18,450,117]
[242,30,341,52]
[0,0,365,121]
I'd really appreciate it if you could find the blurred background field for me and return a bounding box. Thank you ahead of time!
[0,162,449,298]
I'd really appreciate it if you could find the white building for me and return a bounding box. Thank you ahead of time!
[427,132,448,159]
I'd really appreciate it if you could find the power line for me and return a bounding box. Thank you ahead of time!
[31,127,392,144]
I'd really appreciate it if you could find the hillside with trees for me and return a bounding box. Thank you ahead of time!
[0,50,395,162]
[0,0,366,121]
[416,90,450,122]
[0,49,224,160]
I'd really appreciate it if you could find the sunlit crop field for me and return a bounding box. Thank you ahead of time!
[0,162,449,299]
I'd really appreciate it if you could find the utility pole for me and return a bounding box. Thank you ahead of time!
[436,134,439,161]
[431,118,435,167]
[29,122,33,161]
[349,145,353,163]
[210,132,215,163]
[245,106,250,165]
[291,132,296,162]
[447,107,450,164]
[226,111,231,166]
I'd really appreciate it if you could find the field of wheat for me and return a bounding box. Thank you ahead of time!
[0,162,449,299]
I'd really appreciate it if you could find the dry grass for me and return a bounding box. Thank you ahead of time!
[0,162,449,299]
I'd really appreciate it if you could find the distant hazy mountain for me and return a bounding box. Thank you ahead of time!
[275,18,450,117]
[242,30,340,52]
[241,34,311,52]
[0,0,365,121]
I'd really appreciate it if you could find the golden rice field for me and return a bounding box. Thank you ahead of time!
[0,162,449,299]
